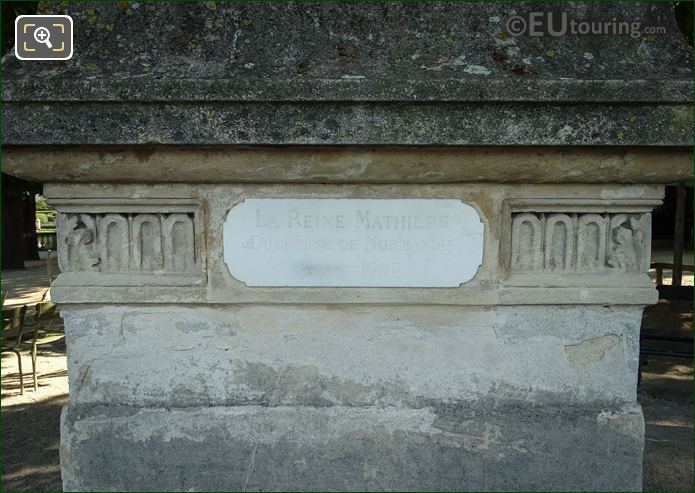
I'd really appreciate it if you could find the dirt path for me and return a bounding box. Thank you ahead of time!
[2,260,57,308]
[1,340,67,492]
[640,299,694,492]
[640,360,694,492]
[3,261,67,492]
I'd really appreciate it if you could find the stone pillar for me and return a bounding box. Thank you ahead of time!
[2,3,692,491]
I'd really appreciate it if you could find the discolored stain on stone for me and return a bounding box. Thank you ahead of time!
[565,334,620,367]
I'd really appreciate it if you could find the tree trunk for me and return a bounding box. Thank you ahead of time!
[2,173,41,269]
[23,191,40,261]
[2,185,26,270]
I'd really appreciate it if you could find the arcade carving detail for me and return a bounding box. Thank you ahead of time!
[511,212,651,273]
[57,213,198,274]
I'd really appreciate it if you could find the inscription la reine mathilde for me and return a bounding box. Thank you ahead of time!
[249,208,458,253]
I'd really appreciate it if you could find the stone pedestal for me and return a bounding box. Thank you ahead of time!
[43,179,659,491]
[3,2,692,491]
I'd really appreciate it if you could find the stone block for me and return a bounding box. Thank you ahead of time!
[61,402,644,491]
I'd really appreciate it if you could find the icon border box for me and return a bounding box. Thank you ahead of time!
[15,14,73,61]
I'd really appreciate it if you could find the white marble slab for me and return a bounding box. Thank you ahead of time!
[223,199,484,287]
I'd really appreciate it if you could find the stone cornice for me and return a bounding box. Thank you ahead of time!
[4,146,691,184]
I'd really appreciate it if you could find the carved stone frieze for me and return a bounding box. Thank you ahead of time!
[57,212,199,274]
[511,212,651,273]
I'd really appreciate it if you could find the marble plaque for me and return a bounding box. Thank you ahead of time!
[223,199,484,287]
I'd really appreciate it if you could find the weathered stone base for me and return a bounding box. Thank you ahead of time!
[61,402,644,491]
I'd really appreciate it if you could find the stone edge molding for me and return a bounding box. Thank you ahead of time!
[3,146,691,184]
[4,102,692,146]
[48,191,660,306]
